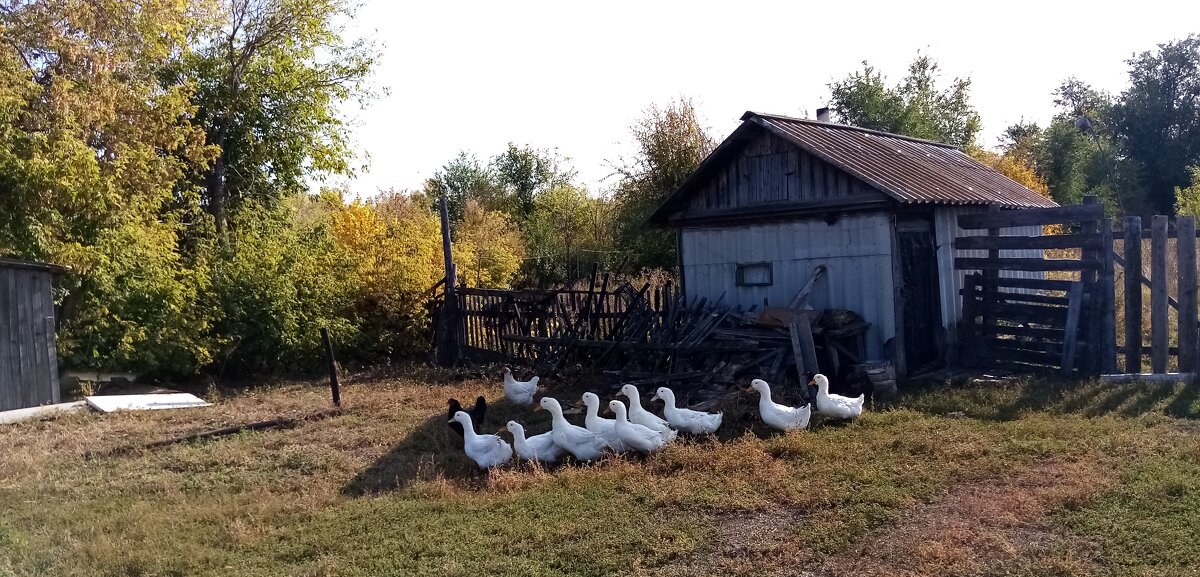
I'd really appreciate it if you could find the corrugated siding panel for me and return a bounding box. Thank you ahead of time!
[934,206,1045,335]
[686,131,879,214]
[681,213,896,359]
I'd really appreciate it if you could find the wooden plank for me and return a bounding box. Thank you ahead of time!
[16,269,32,409]
[1080,197,1102,375]
[1100,217,1117,375]
[0,268,12,411]
[954,257,1103,272]
[971,276,1075,292]
[1179,216,1198,372]
[958,288,1070,306]
[890,213,908,376]
[787,265,826,309]
[982,302,1070,328]
[789,313,819,375]
[1113,229,1200,240]
[985,346,1064,367]
[973,324,1066,340]
[1151,215,1169,374]
[952,234,1103,251]
[1123,217,1143,374]
[957,203,1105,230]
[1061,282,1084,374]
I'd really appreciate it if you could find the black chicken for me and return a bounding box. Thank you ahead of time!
[446,396,487,437]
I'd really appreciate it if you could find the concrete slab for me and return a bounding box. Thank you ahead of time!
[85,393,211,413]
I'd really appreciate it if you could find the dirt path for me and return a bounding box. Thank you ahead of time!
[660,459,1113,577]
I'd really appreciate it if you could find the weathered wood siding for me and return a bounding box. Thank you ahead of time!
[684,131,887,214]
[0,264,60,411]
[933,205,1044,347]
[680,213,896,359]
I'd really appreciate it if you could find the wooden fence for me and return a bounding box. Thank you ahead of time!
[956,196,1200,377]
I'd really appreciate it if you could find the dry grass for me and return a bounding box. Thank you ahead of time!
[1,372,1198,577]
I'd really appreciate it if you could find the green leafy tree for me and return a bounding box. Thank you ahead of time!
[612,98,714,272]
[491,143,576,220]
[0,0,218,374]
[189,0,379,237]
[523,184,611,284]
[419,151,503,232]
[1175,166,1200,217]
[828,53,982,147]
[1111,35,1200,215]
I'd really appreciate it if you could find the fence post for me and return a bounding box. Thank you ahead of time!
[1100,217,1117,374]
[437,196,459,367]
[1178,216,1198,372]
[1081,196,1101,374]
[320,327,341,407]
[1124,217,1143,374]
[1151,215,1169,374]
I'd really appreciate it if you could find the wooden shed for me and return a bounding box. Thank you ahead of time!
[649,112,1058,376]
[0,258,66,411]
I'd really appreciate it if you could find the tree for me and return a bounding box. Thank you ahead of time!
[1175,166,1200,217]
[189,0,379,237]
[612,98,714,271]
[828,53,982,147]
[455,200,525,288]
[1111,35,1200,215]
[0,0,218,373]
[523,184,610,284]
[491,143,576,220]
[419,151,502,231]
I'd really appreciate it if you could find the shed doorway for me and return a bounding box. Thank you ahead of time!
[896,218,943,370]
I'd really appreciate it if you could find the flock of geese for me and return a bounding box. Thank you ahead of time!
[446,367,866,469]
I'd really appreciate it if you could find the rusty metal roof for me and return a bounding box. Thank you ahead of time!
[0,257,70,274]
[746,112,1057,209]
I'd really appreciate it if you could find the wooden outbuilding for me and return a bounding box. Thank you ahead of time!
[649,111,1058,375]
[0,258,66,411]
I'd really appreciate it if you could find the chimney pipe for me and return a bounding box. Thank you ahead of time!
[816,107,831,123]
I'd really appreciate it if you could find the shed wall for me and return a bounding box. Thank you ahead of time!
[933,205,1045,342]
[0,266,60,411]
[681,213,896,359]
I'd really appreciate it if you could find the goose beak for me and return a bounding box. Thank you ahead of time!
[650,394,661,402]
[808,379,815,385]
[744,387,753,393]
[534,404,543,412]
[498,425,508,433]
[447,419,455,424]
[569,400,584,408]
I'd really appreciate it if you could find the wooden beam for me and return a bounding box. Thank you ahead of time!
[953,234,1103,251]
[969,276,1076,292]
[954,257,1103,272]
[788,265,826,309]
[1101,372,1195,383]
[1100,217,1117,374]
[1061,282,1084,374]
[789,313,819,376]
[957,203,1105,230]
[1179,216,1198,372]
[1123,217,1143,374]
[1151,215,1169,374]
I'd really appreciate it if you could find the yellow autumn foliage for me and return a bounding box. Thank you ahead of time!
[455,199,526,288]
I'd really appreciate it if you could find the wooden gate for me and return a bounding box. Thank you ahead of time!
[953,197,1115,375]
[954,195,1200,378]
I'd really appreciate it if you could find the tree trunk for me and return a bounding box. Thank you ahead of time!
[207,124,230,239]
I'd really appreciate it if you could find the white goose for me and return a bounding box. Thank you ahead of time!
[449,411,513,469]
[619,384,677,442]
[608,400,668,455]
[580,392,627,452]
[502,421,564,464]
[746,379,811,431]
[536,397,608,461]
[652,387,723,435]
[812,374,865,419]
[501,366,538,405]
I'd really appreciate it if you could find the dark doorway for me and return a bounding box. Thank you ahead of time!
[897,218,943,371]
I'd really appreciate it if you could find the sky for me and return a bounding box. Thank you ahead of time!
[339,0,1200,197]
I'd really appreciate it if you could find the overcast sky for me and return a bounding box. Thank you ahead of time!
[339,0,1200,197]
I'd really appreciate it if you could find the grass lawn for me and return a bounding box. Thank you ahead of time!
[1,370,1198,577]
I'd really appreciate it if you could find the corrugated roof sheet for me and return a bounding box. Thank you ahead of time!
[746,112,1058,209]
[0,257,70,274]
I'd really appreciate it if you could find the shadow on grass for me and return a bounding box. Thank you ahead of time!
[341,394,554,495]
